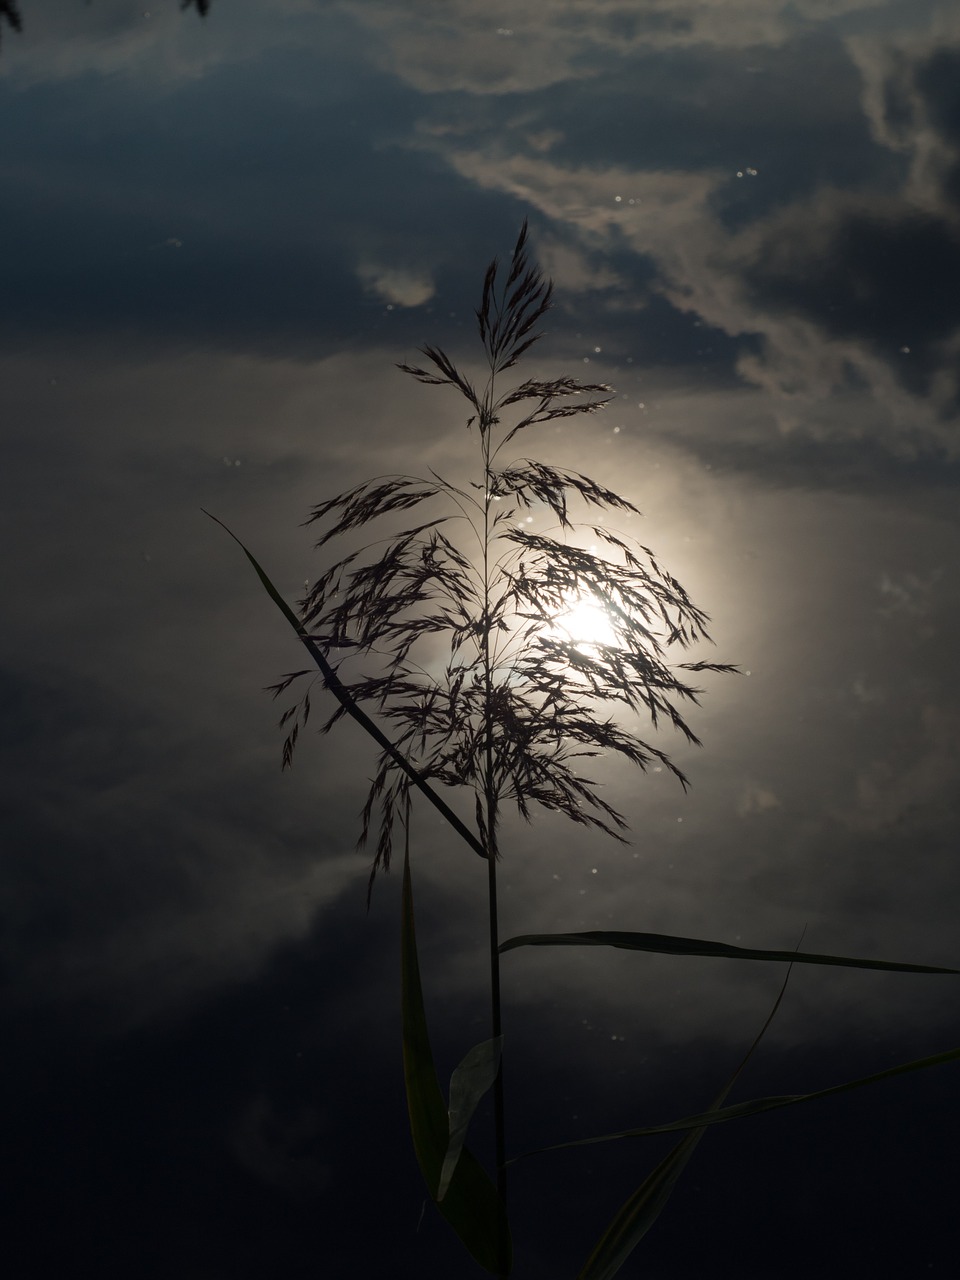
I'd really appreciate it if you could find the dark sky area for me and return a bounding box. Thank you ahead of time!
[2,3,959,1277]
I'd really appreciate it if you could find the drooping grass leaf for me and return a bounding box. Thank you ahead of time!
[499,929,958,974]
[400,847,512,1275]
[517,1041,960,1161]
[438,1036,503,1201]
[202,510,487,862]
[575,958,796,1280]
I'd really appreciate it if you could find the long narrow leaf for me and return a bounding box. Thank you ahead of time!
[517,1041,960,1161]
[577,1126,702,1280]
[438,1036,503,1201]
[499,929,958,974]
[576,960,796,1279]
[400,847,511,1275]
[203,510,487,861]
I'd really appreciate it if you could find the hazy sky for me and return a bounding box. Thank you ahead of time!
[2,3,959,1277]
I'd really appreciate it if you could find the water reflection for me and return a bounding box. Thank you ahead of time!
[2,3,959,1276]
[3,0,957,1067]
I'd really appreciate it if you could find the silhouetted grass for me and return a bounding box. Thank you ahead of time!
[213,222,960,1280]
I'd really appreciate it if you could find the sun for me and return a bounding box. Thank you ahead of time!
[547,591,618,656]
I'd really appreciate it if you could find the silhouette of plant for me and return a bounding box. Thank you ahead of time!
[274,222,735,901]
[212,224,960,1280]
[261,224,737,1273]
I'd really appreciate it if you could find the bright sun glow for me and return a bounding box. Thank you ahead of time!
[547,592,618,655]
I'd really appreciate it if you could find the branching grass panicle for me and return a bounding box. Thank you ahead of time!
[273,221,736,900]
[208,223,960,1280]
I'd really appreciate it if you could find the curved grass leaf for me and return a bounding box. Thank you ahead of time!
[438,1036,504,1201]
[499,929,958,974]
[519,1041,960,1163]
[203,510,486,861]
[576,960,796,1279]
[401,847,512,1275]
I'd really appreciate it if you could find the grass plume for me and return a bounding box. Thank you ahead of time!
[276,221,735,900]
[210,223,959,1279]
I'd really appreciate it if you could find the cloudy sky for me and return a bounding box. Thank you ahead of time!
[2,3,959,1277]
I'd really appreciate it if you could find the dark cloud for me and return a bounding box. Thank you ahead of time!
[0,33,524,357]
[525,32,879,207]
[679,425,960,496]
[0,0,22,47]
[914,44,960,142]
[745,206,960,355]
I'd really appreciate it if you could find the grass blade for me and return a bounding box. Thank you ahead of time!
[204,510,487,861]
[401,846,511,1275]
[439,1036,504,1201]
[575,961,796,1279]
[520,1041,960,1160]
[499,929,958,974]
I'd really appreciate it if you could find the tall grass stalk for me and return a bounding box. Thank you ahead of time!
[274,222,732,1259]
[214,223,960,1278]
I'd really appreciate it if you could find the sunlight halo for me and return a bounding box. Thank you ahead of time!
[545,591,618,656]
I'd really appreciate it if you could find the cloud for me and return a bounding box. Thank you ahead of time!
[11,0,956,481]
[877,567,942,620]
[850,14,960,211]
[5,0,960,1043]
[1,0,211,87]
[847,705,960,835]
[737,780,781,816]
[0,343,416,1022]
[350,0,890,95]
[1,314,957,1051]
[0,0,316,88]
[404,26,960,469]
[357,260,435,307]
[230,1094,332,1200]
